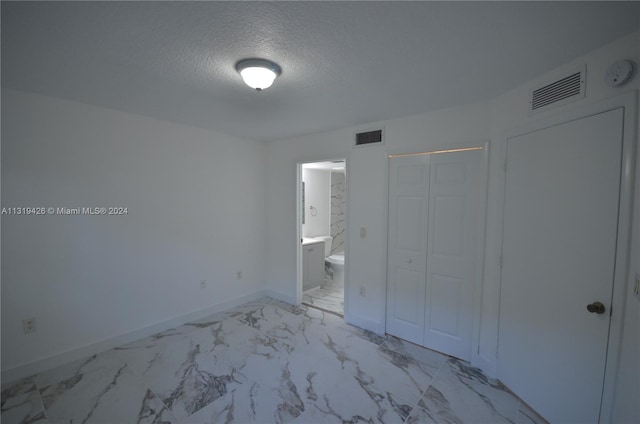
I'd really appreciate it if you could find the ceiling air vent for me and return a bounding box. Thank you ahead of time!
[530,66,585,113]
[355,128,384,147]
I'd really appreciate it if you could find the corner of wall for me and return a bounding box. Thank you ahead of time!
[1,289,270,385]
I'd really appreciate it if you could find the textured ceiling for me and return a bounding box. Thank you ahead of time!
[2,2,639,142]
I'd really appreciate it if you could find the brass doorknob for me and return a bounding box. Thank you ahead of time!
[586,302,606,314]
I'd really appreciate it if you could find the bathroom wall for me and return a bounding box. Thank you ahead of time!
[301,168,330,238]
[330,171,346,254]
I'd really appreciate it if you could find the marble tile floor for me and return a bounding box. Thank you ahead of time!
[1,297,547,424]
[302,280,344,316]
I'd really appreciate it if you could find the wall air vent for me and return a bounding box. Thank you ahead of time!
[530,66,585,113]
[355,128,384,147]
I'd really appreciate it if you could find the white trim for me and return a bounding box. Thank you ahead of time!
[496,91,637,424]
[600,92,637,424]
[470,141,493,375]
[344,312,384,335]
[343,152,351,321]
[296,162,304,305]
[379,149,391,335]
[265,289,297,305]
[1,290,271,385]
[296,154,350,316]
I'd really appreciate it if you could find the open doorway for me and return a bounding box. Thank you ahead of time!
[298,159,346,316]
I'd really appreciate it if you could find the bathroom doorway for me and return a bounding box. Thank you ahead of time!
[297,159,346,316]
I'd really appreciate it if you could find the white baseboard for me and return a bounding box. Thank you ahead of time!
[265,289,297,305]
[471,349,498,379]
[344,312,384,335]
[1,290,270,385]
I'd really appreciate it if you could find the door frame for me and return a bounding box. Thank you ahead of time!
[382,141,490,363]
[496,91,638,422]
[296,155,350,315]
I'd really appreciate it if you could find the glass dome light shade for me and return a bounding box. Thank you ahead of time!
[236,59,281,91]
[240,67,277,90]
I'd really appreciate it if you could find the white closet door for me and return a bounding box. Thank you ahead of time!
[386,149,482,359]
[424,150,481,361]
[498,109,623,423]
[386,155,429,344]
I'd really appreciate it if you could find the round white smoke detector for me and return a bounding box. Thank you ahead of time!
[605,60,634,87]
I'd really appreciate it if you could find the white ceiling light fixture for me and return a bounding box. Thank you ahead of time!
[235,58,281,91]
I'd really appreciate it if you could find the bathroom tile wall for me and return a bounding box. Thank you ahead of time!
[302,168,331,239]
[330,171,345,254]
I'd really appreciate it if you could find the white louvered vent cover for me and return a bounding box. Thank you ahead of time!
[530,67,585,112]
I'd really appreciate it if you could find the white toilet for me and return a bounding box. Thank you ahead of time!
[314,236,345,283]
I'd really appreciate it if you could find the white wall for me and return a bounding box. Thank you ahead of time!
[266,31,640,422]
[486,32,640,423]
[1,89,268,378]
[265,101,491,322]
[612,30,640,424]
[301,169,331,238]
[2,29,638,424]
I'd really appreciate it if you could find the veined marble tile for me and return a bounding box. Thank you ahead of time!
[278,330,428,423]
[270,299,310,316]
[302,295,343,316]
[261,304,376,358]
[302,279,344,316]
[3,297,548,423]
[382,335,448,378]
[175,297,274,336]
[232,302,338,356]
[115,298,276,374]
[137,388,179,423]
[274,302,347,346]
[129,313,287,420]
[38,362,174,423]
[417,358,520,424]
[181,357,306,423]
[287,350,416,424]
[2,377,38,399]
[283,326,438,409]
[180,302,418,423]
[234,302,307,334]
[33,349,125,389]
[517,400,549,424]
[114,331,190,383]
[404,405,442,424]
[181,343,301,422]
[330,171,346,255]
[1,377,47,424]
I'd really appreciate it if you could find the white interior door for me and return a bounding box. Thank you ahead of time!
[386,149,482,359]
[386,155,429,344]
[498,109,624,423]
[424,150,481,361]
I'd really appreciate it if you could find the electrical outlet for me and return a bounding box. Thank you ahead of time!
[360,227,367,238]
[200,280,207,289]
[236,271,242,280]
[359,286,366,297]
[23,318,37,334]
[635,273,640,300]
